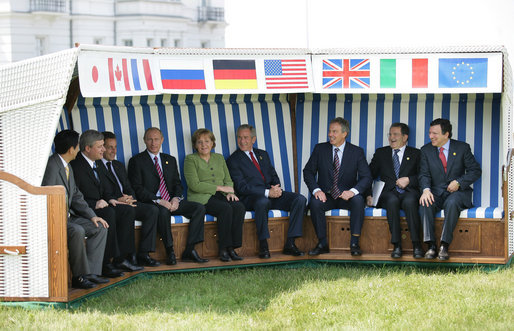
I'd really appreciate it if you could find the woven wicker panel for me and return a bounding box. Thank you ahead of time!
[0,181,48,298]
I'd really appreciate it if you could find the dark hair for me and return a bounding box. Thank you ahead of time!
[330,117,350,133]
[143,127,163,140]
[54,130,80,155]
[237,124,257,138]
[192,128,216,149]
[79,130,104,151]
[430,118,452,138]
[102,131,116,141]
[390,122,409,136]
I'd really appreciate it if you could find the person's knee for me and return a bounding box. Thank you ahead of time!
[254,197,271,210]
[351,194,365,208]
[68,225,85,240]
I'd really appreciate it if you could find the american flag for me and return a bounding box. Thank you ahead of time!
[322,59,370,89]
[264,59,309,89]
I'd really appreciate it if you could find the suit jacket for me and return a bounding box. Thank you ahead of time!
[184,152,233,205]
[127,150,183,203]
[96,159,136,198]
[419,139,481,204]
[226,148,281,200]
[368,145,421,195]
[41,153,96,220]
[70,152,115,209]
[303,141,372,196]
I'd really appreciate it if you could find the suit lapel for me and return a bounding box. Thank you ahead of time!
[398,147,410,175]
[145,151,160,179]
[446,140,456,174]
[431,145,446,175]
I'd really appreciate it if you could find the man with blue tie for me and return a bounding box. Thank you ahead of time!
[303,117,372,256]
[419,118,481,260]
[227,124,307,258]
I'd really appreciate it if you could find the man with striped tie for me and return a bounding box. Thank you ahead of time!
[128,127,208,265]
[303,117,372,256]
[419,118,481,260]
[367,123,424,259]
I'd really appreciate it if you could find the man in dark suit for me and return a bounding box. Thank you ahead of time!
[98,131,160,267]
[419,118,481,260]
[227,124,307,258]
[70,130,142,278]
[367,123,424,258]
[42,130,109,289]
[303,117,372,256]
[127,127,208,265]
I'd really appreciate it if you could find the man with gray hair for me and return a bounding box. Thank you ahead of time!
[227,124,307,259]
[70,130,143,278]
[303,117,372,256]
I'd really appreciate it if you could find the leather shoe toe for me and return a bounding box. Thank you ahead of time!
[85,274,109,284]
[115,259,144,272]
[391,247,402,258]
[228,248,243,261]
[182,249,209,263]
[258,249,271,259]
[219,249,231,262]
[283,244,305,256]
[424,247,437,259]
[350,243,362,256]
[413,247,425,259]
[438,246,449,260]
[72,276,97,289]
[308,243,329,256]
[137,254,161,267]
[102,264,124,278]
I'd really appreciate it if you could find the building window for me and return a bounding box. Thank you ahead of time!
[123,39,133,46]
[35,36,46,56]
[93,38,103,45]
[146,38,154,47]
[174,39,182,48]
[201,41,210,48]
[160,39,168,47]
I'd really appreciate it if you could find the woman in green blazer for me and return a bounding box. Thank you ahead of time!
[184,128,246,262]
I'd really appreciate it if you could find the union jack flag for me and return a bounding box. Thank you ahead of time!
[322,59,370,89]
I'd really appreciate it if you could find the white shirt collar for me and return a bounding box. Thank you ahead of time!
[81,152,96,168]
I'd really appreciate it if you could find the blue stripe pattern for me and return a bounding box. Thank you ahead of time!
[131,59,141,90]
[296,93,503,215]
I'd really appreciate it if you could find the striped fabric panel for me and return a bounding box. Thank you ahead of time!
[296,93,503,209]
[52,108,72,153]
[306,207,504,219]
[71,93,295,196]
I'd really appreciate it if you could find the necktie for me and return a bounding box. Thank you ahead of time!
[107,161,123,193]
[65,164,70,181]
[249,151,265,181]
[393,149,405,193]
[106,161,114,176]
[439,147,447,173]
[330,148,341,199]
[154,156,171,201]
[92,162,99,181]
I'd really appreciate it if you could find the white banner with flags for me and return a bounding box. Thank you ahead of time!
[78,50,503,97]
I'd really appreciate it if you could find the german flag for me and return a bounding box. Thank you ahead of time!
[213,60,257,89]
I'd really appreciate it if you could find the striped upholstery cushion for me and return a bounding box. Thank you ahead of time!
[319,207,504,219]
[296,93,503,218]
[71,94,294,223]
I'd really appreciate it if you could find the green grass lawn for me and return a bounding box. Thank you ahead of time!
[1,263,513,330]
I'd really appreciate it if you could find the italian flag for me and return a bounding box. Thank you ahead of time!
[380,58,428,88]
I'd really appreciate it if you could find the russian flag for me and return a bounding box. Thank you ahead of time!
[160,60,206,90]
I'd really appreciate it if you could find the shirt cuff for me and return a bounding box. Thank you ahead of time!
[264,189,269,198]
[350,188,359,196]
[312,188,321,195]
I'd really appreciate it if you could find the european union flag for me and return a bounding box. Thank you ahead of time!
[439,58,488,88]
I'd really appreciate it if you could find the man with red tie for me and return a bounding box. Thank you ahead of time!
[128,127,208,265]
[419,118,481,260]
[227,124,306,259]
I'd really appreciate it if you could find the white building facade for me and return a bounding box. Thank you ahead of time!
[0,0,225,64]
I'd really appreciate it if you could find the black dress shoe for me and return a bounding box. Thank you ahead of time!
[283,244,305,256]
[413,246,425,259]
[137,253,161,267]
[72,275,97,289]
[391,246,402,258]
[115,259,144,272]
[228,248,243,261]
[219,249,231,262]
[308,243,329,256]
[424,246,438,259]
[182,249,209,263]
[85,274,110,284]
[102,264,125,278]
[127,254,139,267]
[166,247,177,265]
[350,243,362,256]
[438,245,449,260]
[258,249,271,259]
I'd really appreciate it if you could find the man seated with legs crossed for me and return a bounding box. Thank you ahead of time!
[419,118,481,260]
[367,123,424,258]
[71,130,143,278]
[98,131,160,267]
[42,130,109,289]
[227,124,306,258]
[128,127,208,265]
